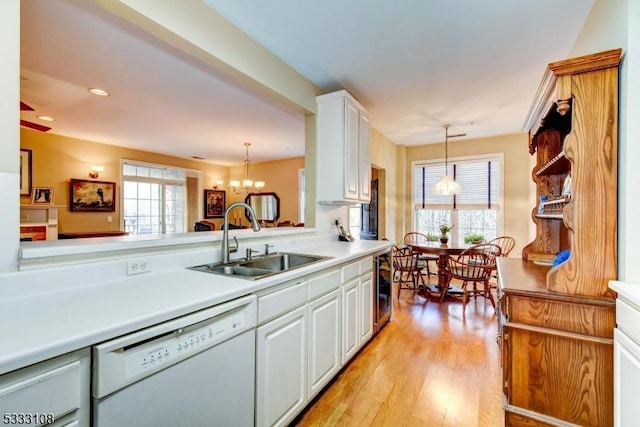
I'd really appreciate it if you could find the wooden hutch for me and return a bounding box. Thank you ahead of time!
[497,48,621,426]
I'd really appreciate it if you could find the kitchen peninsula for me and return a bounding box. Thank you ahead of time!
[1,228,391,426]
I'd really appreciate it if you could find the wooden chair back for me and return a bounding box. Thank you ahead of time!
[403,232,430,245]
[487,236,515,257]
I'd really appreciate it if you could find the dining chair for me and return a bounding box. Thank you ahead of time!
[392,245,425,298]
[194,221,215,231]
[446,243,501,308]
[487,236,516,257]
[403,232,438,283]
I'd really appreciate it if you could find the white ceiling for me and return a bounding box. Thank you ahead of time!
[20,0,594,165]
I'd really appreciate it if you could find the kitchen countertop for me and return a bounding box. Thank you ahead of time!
[0,239,391,375]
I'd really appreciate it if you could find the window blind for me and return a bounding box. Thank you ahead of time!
[413,157,501,209]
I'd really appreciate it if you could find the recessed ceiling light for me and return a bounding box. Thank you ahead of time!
[36,115,55,122]
[88,88,109,96]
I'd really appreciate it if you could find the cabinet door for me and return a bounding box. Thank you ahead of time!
[344,97,360,200]
[359,272,373,344]
[358,110,371,202]
[341,278,360,364]
[0,348,90,427]
[307,290,340,400]
[256,305,307,427]
[614,329,640,427]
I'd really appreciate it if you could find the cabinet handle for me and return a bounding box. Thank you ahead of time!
[503,332,509,341]
[504,379,509,389]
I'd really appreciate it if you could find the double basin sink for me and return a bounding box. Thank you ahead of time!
[189,252,332,280]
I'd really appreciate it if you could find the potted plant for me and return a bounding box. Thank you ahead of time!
[439,224,452,244]
[426,233,439,242]
[464,233,485,244]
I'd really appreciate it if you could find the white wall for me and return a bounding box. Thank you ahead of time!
[570,0,639,282]
[0,1,20,273]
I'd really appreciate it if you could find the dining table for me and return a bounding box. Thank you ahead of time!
[406,241,471,300]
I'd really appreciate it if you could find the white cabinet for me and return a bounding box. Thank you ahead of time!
[256,304,307,427]
[307,289,340,400]
[341,278,360,364]
[359,272,373,343]
[317,90,372,203]
[613,296,640,427]
[0,348,90,427]
[340,257,374,365]
[19,204,63,241]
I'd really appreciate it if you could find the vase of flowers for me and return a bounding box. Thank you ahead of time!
[439,224,452,244]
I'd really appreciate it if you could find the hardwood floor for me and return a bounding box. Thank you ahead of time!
[294,283,505,427]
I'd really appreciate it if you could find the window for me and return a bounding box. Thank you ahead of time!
[413,155,502,244]
[348,205,362,239]
[299,169,305,223]
[121,161,188,235]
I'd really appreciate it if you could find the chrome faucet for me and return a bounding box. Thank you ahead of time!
[221,202,261,264]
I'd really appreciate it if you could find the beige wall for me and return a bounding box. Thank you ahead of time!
[370,128,399,242]
[402,132,531,256]
[227,156,304,225]
[20,127,301,233]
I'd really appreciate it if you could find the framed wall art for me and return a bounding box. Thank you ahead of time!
[70,179,116,212]
[20,149,32,196]
[30,187,54,205]
[204,189,225,218]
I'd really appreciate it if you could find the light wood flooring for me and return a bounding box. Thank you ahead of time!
[293,283,505,427]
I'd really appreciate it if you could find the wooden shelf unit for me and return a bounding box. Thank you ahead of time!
[502,48,621,427]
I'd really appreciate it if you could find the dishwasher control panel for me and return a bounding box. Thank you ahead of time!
[124,310,247,378]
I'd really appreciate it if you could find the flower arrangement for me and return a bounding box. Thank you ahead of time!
[464,233,485,244]
[439,224,453,234]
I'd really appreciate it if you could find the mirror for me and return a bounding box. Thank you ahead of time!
[245,192,280,223]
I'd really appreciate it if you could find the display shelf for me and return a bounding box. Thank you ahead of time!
[535,151,570,176]
[535,213,564,219]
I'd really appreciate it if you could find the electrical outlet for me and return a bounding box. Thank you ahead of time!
[126,258,152,275]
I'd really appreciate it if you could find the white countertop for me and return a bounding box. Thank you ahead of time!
[610,280,640,310]
[1,239,391,375]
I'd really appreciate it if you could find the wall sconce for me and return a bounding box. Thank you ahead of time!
[212,179,224,189]
[89,165,104,179]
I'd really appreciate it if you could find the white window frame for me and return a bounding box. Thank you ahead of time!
[120,159,201,234]
[411,153,504,245]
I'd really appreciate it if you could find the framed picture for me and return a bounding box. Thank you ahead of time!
[20,149,32,196]
[30,187,54,205]
[204,189,225,218]
[70,179,116,212]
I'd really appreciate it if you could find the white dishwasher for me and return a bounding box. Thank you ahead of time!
[92,294,257,427]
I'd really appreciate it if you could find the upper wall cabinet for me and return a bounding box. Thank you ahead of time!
[316,90,371,204]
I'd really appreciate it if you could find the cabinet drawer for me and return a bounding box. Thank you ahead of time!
[359,257,373,274]
[617,299,640,347]
[258,280,308,324]
[0,358,84,423]
[309,270,340,300]
[341,261,359,283]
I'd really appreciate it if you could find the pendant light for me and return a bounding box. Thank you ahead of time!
[230,142,266,194]
[432,124,464,195]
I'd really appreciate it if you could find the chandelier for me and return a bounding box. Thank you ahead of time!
[432,124,464,195]
[230,142,265,194]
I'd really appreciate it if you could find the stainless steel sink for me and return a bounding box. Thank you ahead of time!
[241,253,327,272]
[189,252,332,280]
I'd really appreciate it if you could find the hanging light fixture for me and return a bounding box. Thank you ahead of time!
[432,124,464,195]
[230,142,266,194]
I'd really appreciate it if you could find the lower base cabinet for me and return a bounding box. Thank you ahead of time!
[256,305,308,427]
[308,289,341,400]
[255,255,376,427]
[0,348,90,427]
[341,278,360,364]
